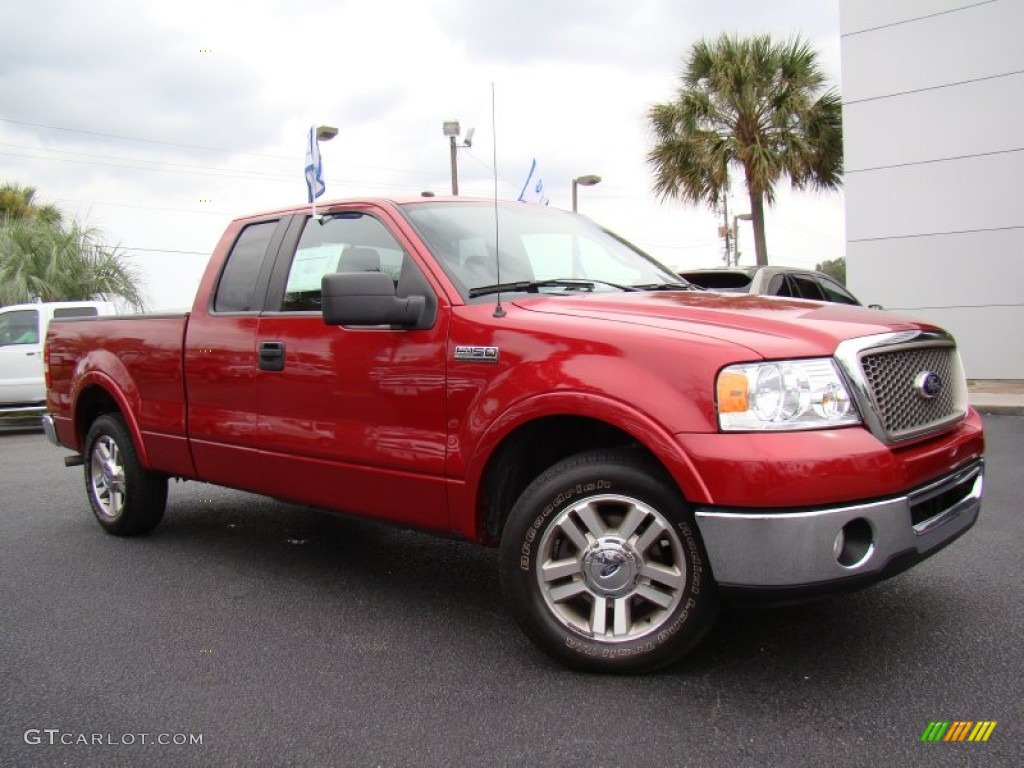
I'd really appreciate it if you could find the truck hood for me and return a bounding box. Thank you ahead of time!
[511,292,931,359]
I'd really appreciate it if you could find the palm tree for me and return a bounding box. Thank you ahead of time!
[647,34,843,265]
[0,217,146,309]
[0,183,63,225]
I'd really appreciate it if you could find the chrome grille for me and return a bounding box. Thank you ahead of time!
[858,343,966,442]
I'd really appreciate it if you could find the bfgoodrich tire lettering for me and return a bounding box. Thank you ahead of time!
[499,448,716,673]
[84,413,168,536]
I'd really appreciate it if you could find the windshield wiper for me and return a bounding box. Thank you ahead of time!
[469,278,638,299]
[632,281,706,292]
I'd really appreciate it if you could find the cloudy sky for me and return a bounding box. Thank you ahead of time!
[1,0,844,309]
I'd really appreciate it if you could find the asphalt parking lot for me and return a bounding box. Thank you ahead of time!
[2,416,1022,767]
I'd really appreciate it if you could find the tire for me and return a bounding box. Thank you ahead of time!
[83,413,167,536]
[499,448,716,673]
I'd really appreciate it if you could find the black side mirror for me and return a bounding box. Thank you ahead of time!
[322,272,426,328]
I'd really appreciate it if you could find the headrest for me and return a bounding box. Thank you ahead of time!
[337,246,381,272]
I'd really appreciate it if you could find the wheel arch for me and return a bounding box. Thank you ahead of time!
[465,393,711,545]
[72,374,150,468]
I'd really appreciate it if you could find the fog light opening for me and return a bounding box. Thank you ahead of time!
[834,518,874,568]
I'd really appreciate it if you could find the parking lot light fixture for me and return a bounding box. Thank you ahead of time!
[572,174,602,212]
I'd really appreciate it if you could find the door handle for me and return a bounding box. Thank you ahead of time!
[258,340,285,371]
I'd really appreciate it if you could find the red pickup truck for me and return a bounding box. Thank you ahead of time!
[43,198,985,672]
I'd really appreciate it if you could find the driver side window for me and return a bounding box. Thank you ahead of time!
[0,309,40,346]
[281,214,409,312]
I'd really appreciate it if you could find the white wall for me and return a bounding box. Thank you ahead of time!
[840,0,1024,378]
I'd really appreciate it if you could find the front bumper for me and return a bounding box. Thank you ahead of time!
[694,459,983,595]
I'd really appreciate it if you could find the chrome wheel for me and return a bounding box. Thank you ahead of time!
[83,414,167,536]
[89,434,126,520]
[536,494,686,642]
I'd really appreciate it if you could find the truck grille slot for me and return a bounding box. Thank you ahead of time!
[910,475,974,528]
[907,460,983,535]
[859,345,964,442]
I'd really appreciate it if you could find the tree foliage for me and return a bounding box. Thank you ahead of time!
[815,257,846,285]
[0,183,63,225]
[0,183,145,309]
[647,33,843,265]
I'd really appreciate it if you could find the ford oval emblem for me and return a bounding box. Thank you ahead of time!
[913,371,943,399]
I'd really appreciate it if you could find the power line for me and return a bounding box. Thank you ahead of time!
[0,141,292,177]
[0,148,414,191]
[119,246,210,255]
[0,116,294,160]
[637,240,718,251]
[0,116,442,176]
[0,148,297,183]
[53,198,234,217]
[770,215,844,250]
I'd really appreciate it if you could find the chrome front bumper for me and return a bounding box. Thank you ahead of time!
[695,460,984,591]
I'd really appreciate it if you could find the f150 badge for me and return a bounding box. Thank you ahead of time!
[454,345,499,363]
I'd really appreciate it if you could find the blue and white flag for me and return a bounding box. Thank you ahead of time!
[517,159,550,205]
[304,125,326,203]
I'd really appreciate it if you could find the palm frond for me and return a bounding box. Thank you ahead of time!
[0,213,146,309]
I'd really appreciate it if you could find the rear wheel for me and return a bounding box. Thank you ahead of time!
[499,448,716,673]
[84,413,167,536]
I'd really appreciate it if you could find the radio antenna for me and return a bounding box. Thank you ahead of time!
[491,82,506,319]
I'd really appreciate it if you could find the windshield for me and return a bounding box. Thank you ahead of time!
[400,201,685,302]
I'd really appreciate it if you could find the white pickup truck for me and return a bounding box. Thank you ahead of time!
[0,301,116,424]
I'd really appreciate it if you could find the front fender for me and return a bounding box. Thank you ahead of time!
[447,389,713,541]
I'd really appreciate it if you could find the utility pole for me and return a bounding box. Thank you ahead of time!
[721,189,732,265]
[442,120,474,196]
[733,213,752,265]
[717,162,733,265]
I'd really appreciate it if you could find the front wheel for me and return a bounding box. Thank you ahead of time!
[84,413,167,536]
[499,448,717,673]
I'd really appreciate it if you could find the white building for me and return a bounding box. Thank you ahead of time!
[840,0,1024,379]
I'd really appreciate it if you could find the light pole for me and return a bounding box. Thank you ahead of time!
[732,213,753,265]
[571,174,602,212]
[442,120,474,196]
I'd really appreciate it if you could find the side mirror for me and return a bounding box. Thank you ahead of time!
[321,271,426,328]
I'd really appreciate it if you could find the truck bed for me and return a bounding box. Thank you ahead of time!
[46,314,191,470]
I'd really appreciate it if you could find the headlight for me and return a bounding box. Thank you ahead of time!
[716,358,861,431]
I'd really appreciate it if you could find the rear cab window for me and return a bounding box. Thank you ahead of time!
[52,307,99,319]
[213,221,280,313]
